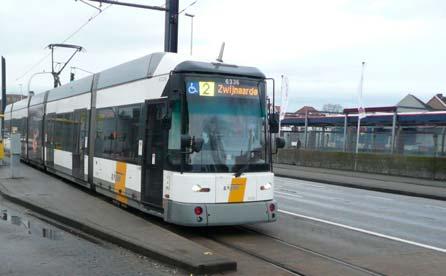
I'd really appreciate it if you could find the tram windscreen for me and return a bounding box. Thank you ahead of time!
[180,76,268,172]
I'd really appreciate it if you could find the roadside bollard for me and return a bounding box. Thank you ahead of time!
[10,133,21,178]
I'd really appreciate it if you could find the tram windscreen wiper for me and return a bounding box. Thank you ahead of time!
[234,163,248,178]
[234,149,258,177]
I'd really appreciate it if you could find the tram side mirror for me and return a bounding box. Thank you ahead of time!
[181,135,203,153]
[273,137,286,154]
[181,134,192,150]
[269,112,280,133]
[161,102,171,130]
[275,137,285,149]
[193,137,204,153]
[161,115,171,130]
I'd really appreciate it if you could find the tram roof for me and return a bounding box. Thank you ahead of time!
[10,98,28,111]
[7,52,266,110]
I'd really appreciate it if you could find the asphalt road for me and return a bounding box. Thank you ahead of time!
[175,176,446,275]
[0,197,183,276]
[273,176,446,250]
[2,162,446,276]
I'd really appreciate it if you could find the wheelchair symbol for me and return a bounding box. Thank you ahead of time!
[187,82,199,94]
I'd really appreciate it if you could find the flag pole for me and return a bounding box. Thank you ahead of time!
[355,62,366,154]
[278,75,284,136]
[356,115,361,154]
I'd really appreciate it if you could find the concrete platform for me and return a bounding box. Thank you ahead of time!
[274,163,446,200]
[0,164,236,274]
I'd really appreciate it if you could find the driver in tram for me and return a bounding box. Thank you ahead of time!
[196,116,227,167]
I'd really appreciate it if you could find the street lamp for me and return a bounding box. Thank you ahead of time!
[19,84,23,100]
[27,71,53,95]
[185,13,195,55]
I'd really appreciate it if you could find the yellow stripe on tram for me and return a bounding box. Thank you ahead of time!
[228,177,247,203]
[114,161,128,204]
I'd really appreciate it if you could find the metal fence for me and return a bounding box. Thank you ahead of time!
[281,125,446,157]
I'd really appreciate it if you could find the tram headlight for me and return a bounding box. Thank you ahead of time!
[192,185,202,192]
[192,185,210,192]
[260,182,272,191]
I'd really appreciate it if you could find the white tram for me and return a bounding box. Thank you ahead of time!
[4,52,284,226]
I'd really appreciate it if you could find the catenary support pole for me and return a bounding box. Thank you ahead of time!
[1,56,6,125]
[165,0,179,53]
[391,111,397,154]
[185,13,195,55]
[355,116,361,154]
[304,110,308,148]
[85,0,178,53]
[1,56,5,144]
[343,114,348,152]
[441,127,445,156]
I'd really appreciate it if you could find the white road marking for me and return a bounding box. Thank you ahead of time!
[277,188,297,193]
[277,191,346,202]
[279,209,446,254]
[365,195,393,201]
[275,191,303,199]
[305,184,325,188]
[276,178,323,187]
[424,205,446,211]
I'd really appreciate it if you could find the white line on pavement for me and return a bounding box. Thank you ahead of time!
[275,191,303,198]
[278,209,446,254]
[276,178,324,188]
[365,195,393,201]
[305,184,325,188]
[424,205,446,211]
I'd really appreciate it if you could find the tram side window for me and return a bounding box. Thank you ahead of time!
[115,104,142,163]
[168,101,181,150]
[55,113,75,151]
[95,105,142,164]
[95,108,117,160]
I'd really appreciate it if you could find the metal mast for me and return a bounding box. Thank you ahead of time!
[85,0,179,53]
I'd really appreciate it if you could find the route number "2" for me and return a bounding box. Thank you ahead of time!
[199,81,215,97]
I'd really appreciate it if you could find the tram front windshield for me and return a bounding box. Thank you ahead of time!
[170,76,268,172]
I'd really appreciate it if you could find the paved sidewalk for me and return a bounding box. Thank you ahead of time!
[274,163,446,200]
[0,164,235,274]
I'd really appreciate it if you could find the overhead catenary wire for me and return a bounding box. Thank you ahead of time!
[15,3,112,82]
[16,0,195,82]
[178,0,197,15]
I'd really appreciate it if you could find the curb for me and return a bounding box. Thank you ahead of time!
[274,173,446,202]
[0,184,236,274]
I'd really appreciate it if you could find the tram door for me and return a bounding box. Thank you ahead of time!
[72,109,88,180]
[142,99,168,208]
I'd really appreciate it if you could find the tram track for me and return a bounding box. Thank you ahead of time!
[7,168,386,276]
[203,232,304,276]
[159,220,385,276]
[101,197,386,276]
[235,225,385,276]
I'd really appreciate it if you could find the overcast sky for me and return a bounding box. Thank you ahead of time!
[1,0,445,112]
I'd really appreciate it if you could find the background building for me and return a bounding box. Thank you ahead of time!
[281,93,446,157]
[426,94,446,111]
[0,93,27,112]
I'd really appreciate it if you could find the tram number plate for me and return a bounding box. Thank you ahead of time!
[223,185,240,191]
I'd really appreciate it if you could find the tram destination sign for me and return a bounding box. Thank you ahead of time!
[186,78,259,98]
